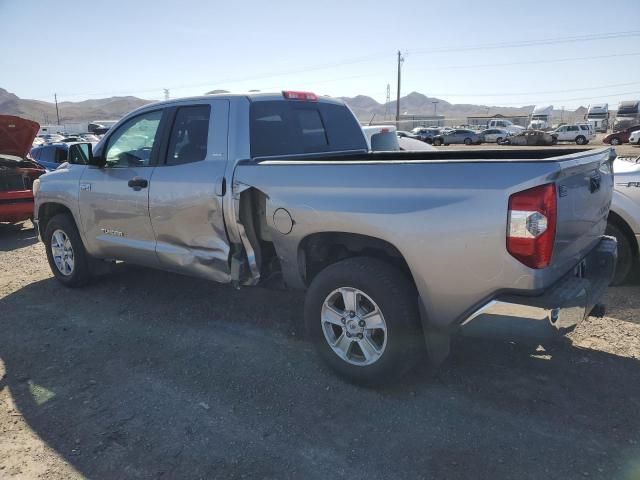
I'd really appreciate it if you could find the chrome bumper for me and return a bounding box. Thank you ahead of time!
[463,236,617,330]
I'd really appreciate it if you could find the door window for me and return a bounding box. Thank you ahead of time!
[166,105,211,165]
[104,110,163,168]
[568,126,579,132]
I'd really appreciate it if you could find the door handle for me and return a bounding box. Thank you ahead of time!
[128,177,148,190]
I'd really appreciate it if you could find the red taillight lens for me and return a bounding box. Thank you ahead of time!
[282,90,318,101]
[507,183,557,269]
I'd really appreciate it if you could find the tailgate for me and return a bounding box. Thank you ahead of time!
[552,148,614,275]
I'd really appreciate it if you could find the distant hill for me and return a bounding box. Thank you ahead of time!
[0,88,153,124]
[0,87,588,126]
[340,91,588,124]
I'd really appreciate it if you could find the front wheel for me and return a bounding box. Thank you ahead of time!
[464,138,472,145]
[44,213,92,287]
[576,135,587,145]
[305,258,424,385]
[610,138,621,146]
[433,138,442,146]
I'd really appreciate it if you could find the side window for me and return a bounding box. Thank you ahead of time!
[55,147,68,163]
[568,126,579,132]
[68,143,89,165]
[104,110,162,168]
[166,105,211,165]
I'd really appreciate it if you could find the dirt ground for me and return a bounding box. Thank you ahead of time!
[1,219,640,480]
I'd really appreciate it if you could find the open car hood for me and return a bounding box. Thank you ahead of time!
[0,115,40,158]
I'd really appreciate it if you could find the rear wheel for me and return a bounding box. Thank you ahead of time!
[610,137,621,146]
[496,137,503,144]
[576,135,587,145]
[304,257,424,385]
[606,222,634,286]
[464,138,472,145]
[433,138,442,146]
[44,213,92,287]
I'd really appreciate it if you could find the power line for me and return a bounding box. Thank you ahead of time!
[414,52,640,71]
[423,81,640,97]
[32,30,640,101]
[409,30,640,55]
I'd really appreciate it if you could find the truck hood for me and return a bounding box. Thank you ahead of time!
[0,115,40,158]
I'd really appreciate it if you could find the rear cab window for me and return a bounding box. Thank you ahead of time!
[250,100,367,158]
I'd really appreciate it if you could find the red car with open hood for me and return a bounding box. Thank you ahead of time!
[0,115,46,224]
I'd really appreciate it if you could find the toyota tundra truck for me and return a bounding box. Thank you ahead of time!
[33,91,617,384]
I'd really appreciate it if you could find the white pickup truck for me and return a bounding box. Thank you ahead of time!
[486,119,525,134]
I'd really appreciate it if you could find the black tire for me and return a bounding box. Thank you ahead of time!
[610,137,621,146]
[433,138,442,146]
[44,213,92,287]
[496,137,503,144]
[501,138,511,145]
[551,136,558,145]
[463,138,472,145]
[304,257,424,385]
[606,222,634,286]
[576,135,587,145]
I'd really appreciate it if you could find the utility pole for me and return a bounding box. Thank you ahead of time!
[164,89,170,100]
[54,93,60,125]
[395,50,404,124]
[384,83,391,120]
[432,101,439,116]
[561,106,564,123]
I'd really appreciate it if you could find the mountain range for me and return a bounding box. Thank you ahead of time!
[0,88,586,125]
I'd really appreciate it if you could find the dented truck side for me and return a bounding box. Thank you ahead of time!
[34,92,617,384]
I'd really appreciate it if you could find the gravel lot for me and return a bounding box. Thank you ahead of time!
[1,142,640,479]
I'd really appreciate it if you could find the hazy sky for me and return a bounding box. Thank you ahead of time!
[2,0,639,109]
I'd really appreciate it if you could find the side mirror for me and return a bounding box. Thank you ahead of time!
[85,143,106,167]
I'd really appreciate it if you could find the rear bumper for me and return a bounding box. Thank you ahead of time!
[0,190,34,223]
[463,236,617,330]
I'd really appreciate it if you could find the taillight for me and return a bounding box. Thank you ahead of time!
[507,183,557,269]
[282,90,318,101]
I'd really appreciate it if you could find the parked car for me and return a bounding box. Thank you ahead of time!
[603,125,640,145]
[500,130,557,146]
[629,130,640,145]
[0,115,46,224]
[553,124,594,145]
[411,127,441,143]
[34,91,616,385]
[38,133,65,144]
[606,155,640,284]
[396,130,420,140]
[432,129,482,146]
[31,142,92,171]
[479,128,510,143]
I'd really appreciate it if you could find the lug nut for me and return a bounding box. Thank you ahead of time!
[358,320,366,327]
[349,311,356,318]
[357,333,363,339]
[341,317,346,324]
[346,332,352,338]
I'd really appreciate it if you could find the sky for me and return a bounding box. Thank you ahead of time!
[1,0,640,109]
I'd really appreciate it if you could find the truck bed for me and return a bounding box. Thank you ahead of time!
[237,146,614,328]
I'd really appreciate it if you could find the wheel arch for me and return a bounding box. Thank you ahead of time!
[608,209,639,259]
[37,202,75,237]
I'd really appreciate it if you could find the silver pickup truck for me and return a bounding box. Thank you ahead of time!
[33,91,617,384]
